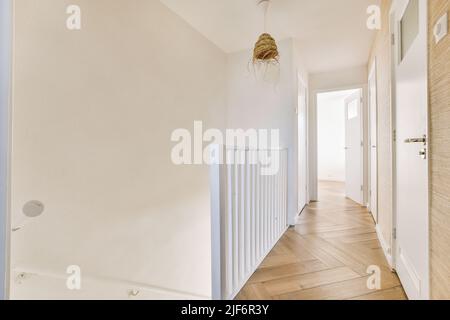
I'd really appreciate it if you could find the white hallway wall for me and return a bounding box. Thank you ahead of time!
[10,0,226,299]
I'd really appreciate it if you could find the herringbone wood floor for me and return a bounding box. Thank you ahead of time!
[236,181,407,300]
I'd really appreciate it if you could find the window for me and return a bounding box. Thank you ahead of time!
[400,0,419,61]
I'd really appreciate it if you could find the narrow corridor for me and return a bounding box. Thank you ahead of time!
[237,181,406,300]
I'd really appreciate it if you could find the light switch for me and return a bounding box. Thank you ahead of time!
[434,12,448,44]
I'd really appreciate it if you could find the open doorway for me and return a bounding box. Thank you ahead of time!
[316,88,363,204]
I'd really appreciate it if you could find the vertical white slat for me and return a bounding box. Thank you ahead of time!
[274,162,278,238]
[272,168,276,242]
[274,167,278,240]
[210,144,221,300]
[269,170,274,244]
[239,151,245,283]
[266,170,273,248]
[278,152,282,234]
[264,170,268,252]
[280,151,284,233]
[261,171,267,255]
[226,162,233,297]
[252,158,257,266]
[245,151,251,275]
[280,150,283,231]
[282,151,284,230]
[269,171,272,251]
[273,170,277,242]
[261,162,265,258]
[266,165,269,252]
[233,155,239,291]
[283,150,287,229]
[258,167,263,257]
[256,161,261,261]
[274,158,280,238]
[281,150,286,227]
[280,150,284,231]
[279,151,282,231]
[265,171,269,253]
[250,153,256,269]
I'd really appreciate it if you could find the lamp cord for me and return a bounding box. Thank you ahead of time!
[259,0,270,32]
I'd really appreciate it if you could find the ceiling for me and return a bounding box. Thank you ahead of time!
[160,0,381,74]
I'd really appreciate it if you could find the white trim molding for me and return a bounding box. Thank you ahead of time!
[376,224,393,269]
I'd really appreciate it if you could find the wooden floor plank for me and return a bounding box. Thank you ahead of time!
[262,267,361,297]
[275,275,400,300]
[349,286,407,300]
[248,260,329,284]
[259,253,302,269]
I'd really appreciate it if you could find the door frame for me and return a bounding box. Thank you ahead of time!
[298,75,309,213]
[368,59,378,222]
[344,89,364,205]
[390,0,430,299]
[311,85,368,203]
[0,0,13,300]
[389,4,399,271]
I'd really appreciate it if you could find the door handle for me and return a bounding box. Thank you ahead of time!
[404,135,427,145]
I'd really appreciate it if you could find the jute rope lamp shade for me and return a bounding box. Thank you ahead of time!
[253,33,279,63]
[252,0,279,65]
[250,0,280,82]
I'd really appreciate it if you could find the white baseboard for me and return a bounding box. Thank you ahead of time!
[11,267,209,300]
[375,224,393,269]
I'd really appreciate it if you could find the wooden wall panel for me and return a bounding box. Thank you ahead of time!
[368,0,393,256]
[428,0,450,300]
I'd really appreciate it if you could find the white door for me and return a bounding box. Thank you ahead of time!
[298,81,308,212]
[368,62,378,223]
[394,0,429,300]
[344,90,363,205]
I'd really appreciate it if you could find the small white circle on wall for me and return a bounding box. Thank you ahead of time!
[23,201,45,218]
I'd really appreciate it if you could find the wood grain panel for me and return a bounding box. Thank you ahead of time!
[367,0,394,256]
[428,0,450,300]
